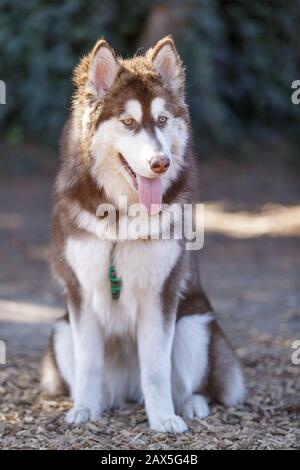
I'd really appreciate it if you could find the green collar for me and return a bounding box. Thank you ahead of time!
[109,242,122,300]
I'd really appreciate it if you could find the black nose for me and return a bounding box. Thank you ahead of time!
[150,155,171,174]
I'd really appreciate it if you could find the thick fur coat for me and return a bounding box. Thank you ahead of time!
[41,36,245,433]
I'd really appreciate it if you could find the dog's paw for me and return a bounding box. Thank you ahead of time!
[65,405,100,426]
[151,415,188,433]
[181,395,209,420]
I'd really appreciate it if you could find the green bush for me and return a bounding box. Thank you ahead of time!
[0,0,299,150]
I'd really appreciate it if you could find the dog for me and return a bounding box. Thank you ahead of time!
[41,36,245,433]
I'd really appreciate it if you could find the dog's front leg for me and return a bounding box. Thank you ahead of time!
[66,306,104,425]
[137,298,188,433]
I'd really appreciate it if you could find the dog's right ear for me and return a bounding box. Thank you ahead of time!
[88,39,119,99]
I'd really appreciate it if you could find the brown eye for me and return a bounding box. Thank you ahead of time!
[122,118,136,129]
[158,115,168,126]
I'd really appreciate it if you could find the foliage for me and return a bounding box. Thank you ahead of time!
[0,0,299,151]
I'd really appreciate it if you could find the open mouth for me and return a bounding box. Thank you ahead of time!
[119,153,137,188]
[118,152,163,215]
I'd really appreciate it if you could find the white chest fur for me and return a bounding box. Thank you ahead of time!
[65,235,181,337]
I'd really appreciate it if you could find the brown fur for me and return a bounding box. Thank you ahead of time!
[42,36,244,407]
[40,333,68,396]
[50,36,191,318]
[205,320,243,404]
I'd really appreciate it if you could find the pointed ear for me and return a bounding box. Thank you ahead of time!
[88,39,119,99]
[148,36,185,95]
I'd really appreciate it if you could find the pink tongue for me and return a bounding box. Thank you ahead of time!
[136,175,162,215]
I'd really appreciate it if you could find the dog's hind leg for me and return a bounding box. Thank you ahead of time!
[40,314,73,397]
[206,319,246,407]
[172,310,245,420]
[172,313,212,419]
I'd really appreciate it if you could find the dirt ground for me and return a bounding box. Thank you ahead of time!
[0,144,299,449]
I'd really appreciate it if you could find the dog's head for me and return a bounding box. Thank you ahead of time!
[73,36,189,213]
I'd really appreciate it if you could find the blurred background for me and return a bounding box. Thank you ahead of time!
[0,0,299,450]
[1,0,300,156]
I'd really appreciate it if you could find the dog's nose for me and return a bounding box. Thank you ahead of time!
[150,155,171,174]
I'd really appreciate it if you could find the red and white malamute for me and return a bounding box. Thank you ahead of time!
[41,36,245,433]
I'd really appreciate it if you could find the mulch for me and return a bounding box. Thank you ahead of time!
[0,335,299,450]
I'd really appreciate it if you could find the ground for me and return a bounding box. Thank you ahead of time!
[0,143,299,449]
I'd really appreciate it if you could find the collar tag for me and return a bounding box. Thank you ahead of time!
[109,243,122,300]
[109,265,122,300]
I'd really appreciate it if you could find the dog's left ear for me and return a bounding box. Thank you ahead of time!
[148,35,185,95]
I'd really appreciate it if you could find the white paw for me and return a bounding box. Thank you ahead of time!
[151,415,188,433]
[181,395,210,420]
[66,405,101,425]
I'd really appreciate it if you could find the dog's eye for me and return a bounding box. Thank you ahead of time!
[121,118,136,129]
[158,115,168,126]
